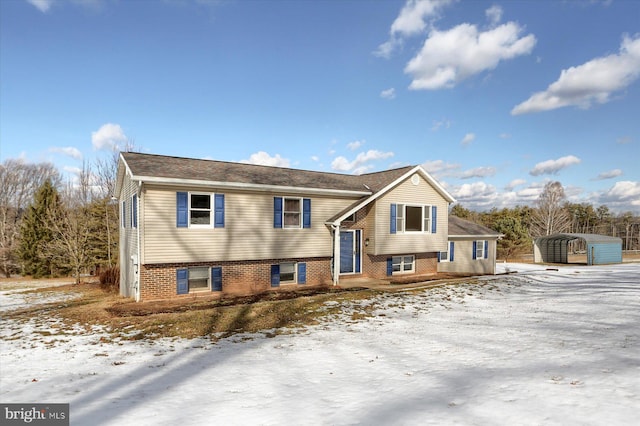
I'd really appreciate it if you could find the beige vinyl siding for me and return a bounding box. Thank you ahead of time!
[119,174,139,298]
[438,239,497,275]
[372,173,449,255]
[143,185,359,264]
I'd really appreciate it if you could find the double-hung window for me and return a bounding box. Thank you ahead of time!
[176,192,225,228]
[393,204,433,233]
[474,240,487,260]
[270,262,307,286]
[392,255,415,274]
[284,198,301,228]
[190,193,212,226]
[440,241,454,262]
[188,266,209,291]
[176,266,223,294]
[274,197,311,229]
[439,248,449,262]
[279,262,296,283]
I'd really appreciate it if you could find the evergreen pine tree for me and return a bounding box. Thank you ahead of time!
[18,180,62,277]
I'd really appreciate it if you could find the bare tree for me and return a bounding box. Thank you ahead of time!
[46,202,93,285]
[531,181,572,237]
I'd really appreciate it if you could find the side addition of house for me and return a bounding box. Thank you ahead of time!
[115,152,498,301]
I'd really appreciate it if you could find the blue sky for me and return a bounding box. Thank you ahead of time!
[1,0,639,213]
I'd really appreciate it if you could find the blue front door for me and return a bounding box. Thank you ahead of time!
[340,231,361,274]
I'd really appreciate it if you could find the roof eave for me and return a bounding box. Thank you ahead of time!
[328,165,456,226]
[130,175,372,197]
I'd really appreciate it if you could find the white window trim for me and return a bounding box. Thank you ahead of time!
[396,204,432,234]
[121,200,126,229]
[283,197,303,229]
[440,250,449,262]
[188,266,211,292]
[392,255,415,275]
[131,195,137,229]
[279,262,297,284]
[189,192,214,228]
[476,240,485,260]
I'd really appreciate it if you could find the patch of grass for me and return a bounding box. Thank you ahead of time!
[3,277,498,343]
[2,283,382,341]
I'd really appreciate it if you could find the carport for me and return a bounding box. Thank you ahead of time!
[534,233,622,265]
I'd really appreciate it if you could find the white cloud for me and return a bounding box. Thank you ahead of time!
[380,88,396,99]
[431,118,452,131]
[331,150,394,174]
[347,140,365,151]
[594,169,623,180]
[499,133,511,139]
[240,151,290,168]
[49,146,83,160]
[505,178,526,190]
[310,155,320,162]
[594,181,640,212]
[512,34,640,115]
[26,0,104,13]
[452,181,500,207]
[405,22,536,90]
[91,123,128,151]
[26,0,54,13]
[461,133,476,145]
[422,159,460,177]
[530,155,581,176]
[460,166,496,179]
[485,5,503,26]
[374,0,454,58]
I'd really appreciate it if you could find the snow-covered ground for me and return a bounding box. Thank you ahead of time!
[1,263,639,425]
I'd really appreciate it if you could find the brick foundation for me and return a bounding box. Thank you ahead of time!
[140,257,332,301]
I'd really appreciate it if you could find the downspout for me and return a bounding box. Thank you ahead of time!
[331,223,341,286]
[135,181,142,302]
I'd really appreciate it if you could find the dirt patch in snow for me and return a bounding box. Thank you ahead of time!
[106,286,368,317]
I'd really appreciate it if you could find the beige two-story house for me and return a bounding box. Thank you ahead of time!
[116,152,499,301]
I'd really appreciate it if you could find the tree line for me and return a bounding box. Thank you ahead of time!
[1,160,638,280]
[0,152,120,283]
[452,181,640,260]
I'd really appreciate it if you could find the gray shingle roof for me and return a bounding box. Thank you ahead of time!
[448,215,502,237]
[121,152,414,194]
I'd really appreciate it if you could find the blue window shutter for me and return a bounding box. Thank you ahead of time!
[484,240,489,259]
[431,206,437,233]
[121,201,126,228]
[298,262,307,284]
[450,242,455,262]
[303,198,311,228]
[437,251,441,263]
[390,204,396,234]
[355,230,361,273]
[270,264,280,287]
[386,258,393,276]
[273,197,283,228]
[211,267,222,291]
[214,194,225,228]
[177,269,188,294]
[472,241,477,260]
[176,192,188,228]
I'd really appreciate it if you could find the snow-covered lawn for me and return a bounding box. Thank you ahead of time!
[1,263,639,425]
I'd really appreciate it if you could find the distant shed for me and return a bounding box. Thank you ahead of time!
[533,233,622,265]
